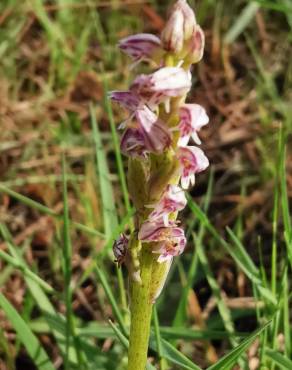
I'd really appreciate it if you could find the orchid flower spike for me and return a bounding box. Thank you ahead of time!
[113,3,210,367]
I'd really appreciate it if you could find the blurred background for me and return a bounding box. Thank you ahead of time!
[0,0,291,369]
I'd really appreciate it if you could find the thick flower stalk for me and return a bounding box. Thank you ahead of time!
[111,1,209,369]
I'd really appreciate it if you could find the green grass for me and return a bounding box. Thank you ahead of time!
[0,0,291,369]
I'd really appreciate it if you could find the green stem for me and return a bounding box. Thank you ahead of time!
[128,248,154,370]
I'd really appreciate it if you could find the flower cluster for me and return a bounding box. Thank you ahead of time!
[112,0,209,266]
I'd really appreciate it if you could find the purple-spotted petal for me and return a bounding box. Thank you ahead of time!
[109,91,140,111]
[135,106,172,153]
[118,33,162,63]
[130,67,191,110]
[149,67,192,95]
[178,103,209,145]
[148,184,187,225]
[138,219,179,242]
[177,146,209,189]
[120,128,148,158]
[138,219,186,263]
[155,235,186,263]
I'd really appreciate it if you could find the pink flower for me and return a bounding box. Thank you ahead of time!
[138,219,186,263]
[135,106,172,152]
[113,234,129,266]
[120,106,172,157]
[120,128,148,158]
[155,235,186,263]
[178,103,209,146]
[109,91,140,112]
[147,185,187,226]
[118,33,163,64]
[161,0,196,52]
[177,146,209,189]
[130,67,191,112]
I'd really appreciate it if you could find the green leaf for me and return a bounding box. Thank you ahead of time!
[0,293,55,370]
[265,348,292,369]
[206,322,271,370]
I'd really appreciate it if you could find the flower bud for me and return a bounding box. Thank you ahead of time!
[183,25,205,64]
[161,0,196,53]
[161,9,184,53]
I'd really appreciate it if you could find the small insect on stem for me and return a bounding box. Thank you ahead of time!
[113,233,129,267]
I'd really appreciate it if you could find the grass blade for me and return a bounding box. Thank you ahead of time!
[0,239,53,293]
[102,70,131,216]
[150,336,202,370]
[0,293,55,370]
[265,348,292,369]
[153,306,168,370]
[206,321,271,370]
[0,184,105,238]
[62,156,86,370]
[173,171,214,327]
[226,227,277,305]
[194,234,237,343]
[94,265,127,335]
[109,320,129,349]
[187,196,276,305]
[224,2,260,44]
[90,102,118,240]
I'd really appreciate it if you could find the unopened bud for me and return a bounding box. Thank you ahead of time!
[183,25,205,64]
[161,0,196,53]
